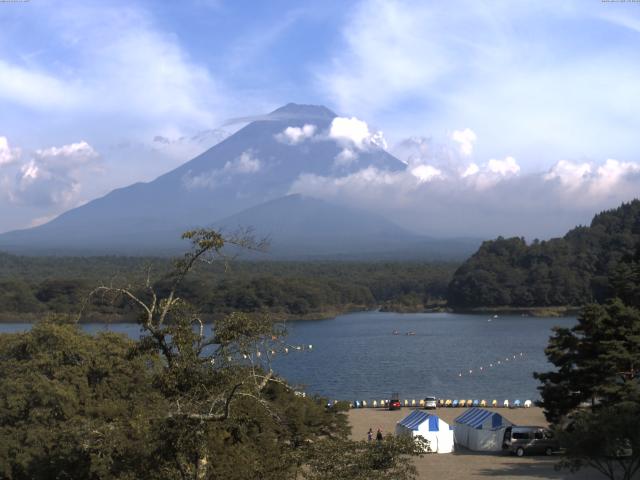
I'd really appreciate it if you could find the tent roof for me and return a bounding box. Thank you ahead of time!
[397,410,444,431]
[454,408,510,430]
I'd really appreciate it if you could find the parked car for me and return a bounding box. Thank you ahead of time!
[423,396,437,410]
[389,393,401,410]
[503,426,560,456]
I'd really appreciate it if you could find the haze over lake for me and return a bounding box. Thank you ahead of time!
[1,312,574,402]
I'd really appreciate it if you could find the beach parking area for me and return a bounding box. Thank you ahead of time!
[348,407,603,480]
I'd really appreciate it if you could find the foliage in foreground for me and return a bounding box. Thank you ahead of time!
[0,322,164,479]
[0,229,423,480]
[556,403,640,480]
[536,243,640,480]
[304,435,425,480]
[535,299,640,423]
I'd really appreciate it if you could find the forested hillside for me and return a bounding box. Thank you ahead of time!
[447,200,640,308]
[0,255,456,320]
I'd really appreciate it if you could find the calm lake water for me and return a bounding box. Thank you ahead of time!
[0,311,575,402]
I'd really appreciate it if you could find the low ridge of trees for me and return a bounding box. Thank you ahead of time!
[0,256,456,320]
[448,200,640,308]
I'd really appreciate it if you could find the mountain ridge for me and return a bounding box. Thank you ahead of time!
[0,103,473,259]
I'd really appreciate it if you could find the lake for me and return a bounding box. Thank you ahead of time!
[0,311,574,403]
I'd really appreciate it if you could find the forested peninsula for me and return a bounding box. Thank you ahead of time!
[447,200,640,310]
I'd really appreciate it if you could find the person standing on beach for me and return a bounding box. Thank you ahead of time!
[367,428,373,442]
[376,428,383,442]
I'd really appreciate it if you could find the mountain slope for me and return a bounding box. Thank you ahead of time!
[447,199,640,307]
[0,104,405,254]
[214,194,421,258]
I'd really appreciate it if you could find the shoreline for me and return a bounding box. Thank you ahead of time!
[0,304,581,323]
[450,305,582,317]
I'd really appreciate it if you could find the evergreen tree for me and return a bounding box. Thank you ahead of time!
[535,300,640,423]
[535,244,640,479]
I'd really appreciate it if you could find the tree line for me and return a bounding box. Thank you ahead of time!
[0,254,456,320]
[448,200,640,308]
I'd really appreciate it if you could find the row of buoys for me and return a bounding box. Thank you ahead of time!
[346,399,533,409]
[235,344,313,360]
[457,352,525,378]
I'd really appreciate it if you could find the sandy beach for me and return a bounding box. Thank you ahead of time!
[348,407,603,480]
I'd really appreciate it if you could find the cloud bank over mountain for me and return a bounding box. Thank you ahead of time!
[290,129,640,238]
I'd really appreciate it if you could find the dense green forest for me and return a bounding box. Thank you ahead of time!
[0,254,456,321]
[0,231,424,479]
[448,200,640,308]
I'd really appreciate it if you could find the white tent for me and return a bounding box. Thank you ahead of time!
[395,410,454,453]
[454,407,513,452]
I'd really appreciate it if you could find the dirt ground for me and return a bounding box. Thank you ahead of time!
[348,407,605,480]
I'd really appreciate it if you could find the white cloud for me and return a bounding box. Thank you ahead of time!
[316,0,451,120]
[451,128,477,156]
[183,150,262,189]
[0,137,21,166]
[1,139,100,207]
[8,160,78,207]
[543,158,640,197]
[329,117,370,147]
[328,116,387,150]
[0,4,224,130]
[224,150,262,174]
[317,0,640,170]
[592,159,640,195]
[148,129,231,167]
[461,163,480,178]
[0,60,79,110]
[35,140,98,167]
[411,164,443,183]
[334,148,358,167]
[392,134,518,188]
[368,131,388,150]
[275,124,317,145]
[459,156,520,190]
[544,159,592,189]
[290,155,640,239]
[487,156,520,176]
[391,136,429,165]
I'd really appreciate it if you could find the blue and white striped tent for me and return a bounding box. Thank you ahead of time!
[454,407,513,451]
[395,410,454,453]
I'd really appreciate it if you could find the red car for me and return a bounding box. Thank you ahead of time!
[389,393,401,410]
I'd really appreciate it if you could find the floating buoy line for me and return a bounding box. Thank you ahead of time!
[209,342,313,365]
[457,352,525,378]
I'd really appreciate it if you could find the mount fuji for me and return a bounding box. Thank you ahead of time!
[0,104,479,259]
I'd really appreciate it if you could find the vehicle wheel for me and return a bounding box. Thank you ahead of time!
[516,447,525,457]
[545,447,553,456]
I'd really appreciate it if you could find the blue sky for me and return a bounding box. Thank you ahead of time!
[1,0,640,234]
